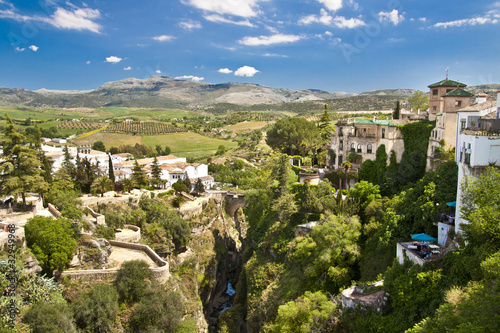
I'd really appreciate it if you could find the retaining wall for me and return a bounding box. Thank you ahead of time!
[60,240,170,283]
[114,225,141,243]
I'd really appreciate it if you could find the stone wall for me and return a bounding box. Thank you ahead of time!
[84,206,105,225]
[60,240,170,283]
[0,223,25,248]
[114,225,141,243]
[48,203,62,218]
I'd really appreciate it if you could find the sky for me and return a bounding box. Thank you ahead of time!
[0,0,499,93]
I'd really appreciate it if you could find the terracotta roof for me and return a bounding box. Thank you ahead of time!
[428,79,467,88]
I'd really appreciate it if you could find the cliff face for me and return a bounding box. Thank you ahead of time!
[173,199,247,332]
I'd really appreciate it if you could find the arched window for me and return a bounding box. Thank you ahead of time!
[357,144,362,153]
[367,144,373,154]
[350,143,355,152]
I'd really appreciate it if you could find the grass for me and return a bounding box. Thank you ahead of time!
[72,131,237,159]
[223,121,268,133]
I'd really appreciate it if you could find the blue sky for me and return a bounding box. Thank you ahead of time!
[0,0,499,93]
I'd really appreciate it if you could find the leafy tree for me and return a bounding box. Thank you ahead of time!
[215,144,226,155]
[350,180,382,211]
[268,291,336,333]
[164,145,171,155]
[91,176,114,197]
[72,283,119,333]
[129,288,185,332]
[44,188,83,220]
[460,167,500,255]
[233,158,245,170]
[266,117,320,155]
[393,100,401,119]
[173,178,188,193]
[91,140,106,152]
[150,156,163,188]
[22,301,76,333]
[24,216,77,274]
[408,90,429,111]
[299,182,318,213]
[115,260,153,303]
[292,214,361,291]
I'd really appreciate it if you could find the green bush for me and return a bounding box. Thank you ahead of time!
[114,260,153,302]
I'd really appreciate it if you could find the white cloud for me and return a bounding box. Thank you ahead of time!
[0,3,102,33]
[379,9,404,26]
[262,53,288,57]
[332,16,365,28]
[324,30,333,36]
[239,33,302,46]
[318,0,343,12]
[15,46,25,52]
[49,7,102,33]
[86,60,91,64]
[204,14,255,27]
[155,70,162,74]
[434,16,498,28]
[124,66,132,70]
[179,19,202,30]
[218,68,233,74]
[105,56,122,63]
[175,75,204,81]
[152,35,175,42]
[419,17,427,22]
[182,0,264,18]
[234,65,259,77]
[299,8,332,25]
[28,45,38,51]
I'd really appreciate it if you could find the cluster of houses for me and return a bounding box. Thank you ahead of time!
[327,77,500,264]
[41,145,214,191]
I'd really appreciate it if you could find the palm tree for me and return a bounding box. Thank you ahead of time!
[122,178,136,194]
[91,176,114,197]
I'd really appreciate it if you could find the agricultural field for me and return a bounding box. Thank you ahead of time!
[103,121,188,135]
[73,131,237,160]
[223,121,268,133]
[143,132,238,158]
[57,120,106,130]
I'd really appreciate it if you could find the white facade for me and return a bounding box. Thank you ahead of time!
[454,94,500,235]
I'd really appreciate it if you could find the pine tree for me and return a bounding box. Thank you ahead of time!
[132,159,148,187]
[0,115,49,209]
[150,156,162,188]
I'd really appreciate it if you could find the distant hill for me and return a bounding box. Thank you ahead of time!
[0,76,497,110]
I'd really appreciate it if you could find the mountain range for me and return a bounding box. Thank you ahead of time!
[0,76,498,109]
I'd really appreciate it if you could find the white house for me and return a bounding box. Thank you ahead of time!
[454,92,500,235]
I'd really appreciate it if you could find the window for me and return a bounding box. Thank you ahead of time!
[433,89,438,96]
[461,120,466,130]
[350,143,355,152]
[367,144,373,154]
[338,155,343,165]
[455,100,462,108]
[339,140,343,150]
[433,106,437,111]
[446,88,453,93]
[357,144,362,153]
[382,128,385,139]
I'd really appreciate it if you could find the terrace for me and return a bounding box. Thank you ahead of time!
[397,235,442,266]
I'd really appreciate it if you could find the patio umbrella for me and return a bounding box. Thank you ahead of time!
[411,233,437,242]
[446,201,456,207]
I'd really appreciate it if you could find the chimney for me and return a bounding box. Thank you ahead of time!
[476,93,487,104]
